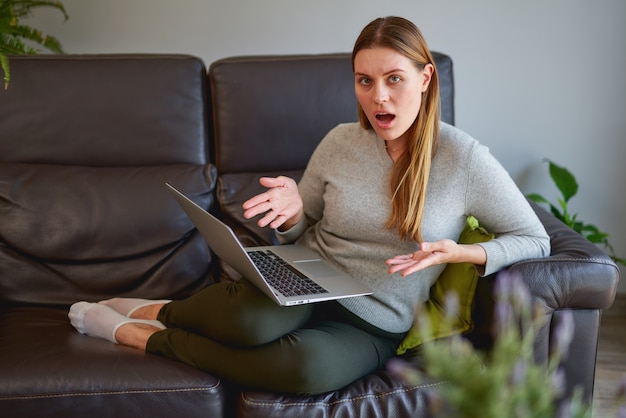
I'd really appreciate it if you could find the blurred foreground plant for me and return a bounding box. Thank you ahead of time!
[388,272,592,418]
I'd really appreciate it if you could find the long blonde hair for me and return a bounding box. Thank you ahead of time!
[352,16,441,242]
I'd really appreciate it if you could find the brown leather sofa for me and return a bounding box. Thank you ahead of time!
[0,53,619,418]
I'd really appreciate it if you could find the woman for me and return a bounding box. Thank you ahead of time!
[69,16,550,395]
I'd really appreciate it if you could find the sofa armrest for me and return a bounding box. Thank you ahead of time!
[506,202,619,311]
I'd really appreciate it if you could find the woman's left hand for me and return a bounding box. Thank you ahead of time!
[386,240,486,277]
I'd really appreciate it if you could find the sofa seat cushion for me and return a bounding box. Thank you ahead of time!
[237,369,445,418]
[0,305,225,417]
[0,163,217,304]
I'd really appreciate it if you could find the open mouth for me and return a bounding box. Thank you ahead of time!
[376,113,396,123]
[375,113,395,124]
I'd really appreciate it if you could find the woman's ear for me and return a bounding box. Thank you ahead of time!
[420,63,434,93]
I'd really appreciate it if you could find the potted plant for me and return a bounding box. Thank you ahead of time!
[527,159,625,266]
[0,0,68,88]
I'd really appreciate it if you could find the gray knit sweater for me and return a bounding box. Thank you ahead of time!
[278,122,550,333]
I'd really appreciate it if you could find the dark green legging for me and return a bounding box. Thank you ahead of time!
[146,280,403,395]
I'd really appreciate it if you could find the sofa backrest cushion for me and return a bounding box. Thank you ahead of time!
[209,52,454,175]
[0,55,215,305]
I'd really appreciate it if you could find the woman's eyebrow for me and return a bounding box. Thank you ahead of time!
[354,68,406,77]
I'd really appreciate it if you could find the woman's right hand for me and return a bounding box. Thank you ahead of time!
[242,176,303,231]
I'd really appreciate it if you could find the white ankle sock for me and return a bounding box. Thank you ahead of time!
[98,297,172,317]
[68,302,166,343]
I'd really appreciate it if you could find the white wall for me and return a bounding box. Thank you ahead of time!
[28,0,626,292]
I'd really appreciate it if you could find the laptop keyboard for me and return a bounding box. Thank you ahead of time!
[248,250,329,297]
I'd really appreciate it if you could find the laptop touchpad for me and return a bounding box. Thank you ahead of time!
[294,260,340,278]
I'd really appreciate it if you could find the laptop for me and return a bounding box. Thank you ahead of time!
[165,183,372,306]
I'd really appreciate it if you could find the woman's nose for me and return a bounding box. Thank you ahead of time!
[374,86,389,104]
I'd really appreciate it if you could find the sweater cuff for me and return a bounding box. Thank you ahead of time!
[275,216,308,244]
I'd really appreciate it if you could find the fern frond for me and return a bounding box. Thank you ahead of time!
[0,52,9,89]
[7,23,43,42]
[0,32,29,55]
[0,0,67,87]
[3,23,64,53]
[41,33,62,52]
[4,1,68,21]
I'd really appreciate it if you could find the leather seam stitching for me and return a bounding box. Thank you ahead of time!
[241,381,446,408]
[0,386,221,401]
[511,257,616,266]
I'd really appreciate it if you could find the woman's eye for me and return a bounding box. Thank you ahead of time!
[389,75,401,83]
[358,77,371,85]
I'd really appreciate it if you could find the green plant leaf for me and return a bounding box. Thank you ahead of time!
[580,224,609,243]
[613,256,626,265]
[526,193,549,205]
[0,52,8,89]
[580,224,601,234]
[41,33,62,53]
[549,206,566,224]
[7,1,68,21]
[547,159,578,203]
[572,220,585,235]
[586,232,609,242]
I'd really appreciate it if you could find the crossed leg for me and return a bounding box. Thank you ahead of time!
[68,280,399,395]
[70,280,313,349]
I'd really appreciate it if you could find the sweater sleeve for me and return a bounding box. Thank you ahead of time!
[465,143,551,276]
[275,216,308,244]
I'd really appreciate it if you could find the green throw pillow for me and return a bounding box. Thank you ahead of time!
[397,215,494,355]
